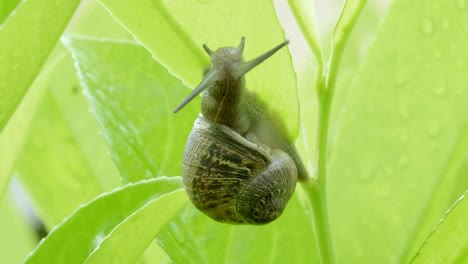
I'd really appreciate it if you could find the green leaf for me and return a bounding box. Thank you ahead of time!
[0,189,36,263]
[158,189,319,264]
[25,177,184,264]
[86,189,187,264]
[63,36,199,182]
[96,0,299,136]
[410,190,468,264]
[0,0,21,24]
[46,47,121,191]
[16,89,103,229]
[0,0,80,132]
[332,2,388,126]
[66,0,132,39]
[14,47,119,228]
[328,0,468,263]
[139,241,171,264]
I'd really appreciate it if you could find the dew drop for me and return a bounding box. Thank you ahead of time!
[428,122,441,137]
[119,124,128,133]
[0,53,6,64]
[92,231,107,249]
[420,19,434,35]
[395,68,411,86]
[399,131,409,143]
[359,172,371,182]
[11,62,20,71]
[432,83,447,96]
[442,19,451,30]
[375,184,391,199]
[145,169,153,178]
[384,166,394,176]
[399,103,409,119]
[366,102,374,113]
[360,165,378,182]
[449,43,458,52]
[397,157,408,168]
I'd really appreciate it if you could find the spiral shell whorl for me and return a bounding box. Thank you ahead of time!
[182,116,297,224]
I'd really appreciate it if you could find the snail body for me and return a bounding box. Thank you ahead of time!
[174,38,308,224]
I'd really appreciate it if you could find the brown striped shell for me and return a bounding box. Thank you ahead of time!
[183,115,298,224]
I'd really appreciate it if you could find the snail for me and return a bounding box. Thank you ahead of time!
[174,37,308,224]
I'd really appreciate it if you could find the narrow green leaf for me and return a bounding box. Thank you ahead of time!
[327,0,368,97]
[63,36,199,182]
[96,0,299,136]
[273,0,320,166]
[286,0,322,64]
[86,190,187,264]
[0,0,80,132]
[0,51,60,199]
[411,191,468,264]
[332,0,368,49]
[25,177,183,264]
[158,189,319,264]
[328,0,468,263]
[0,189,36,263]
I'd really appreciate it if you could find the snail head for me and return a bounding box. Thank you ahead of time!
[173,37,289,113]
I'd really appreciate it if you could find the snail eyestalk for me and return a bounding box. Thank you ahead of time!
[236,36,246,55]
[234,40,289,78]
[203,44,213,55]
[173,69,220,113]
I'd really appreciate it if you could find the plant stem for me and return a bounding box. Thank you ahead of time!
[301,2,368,262]
[303,71,336,264]
[289,1,368,262]
[304,182,335,264]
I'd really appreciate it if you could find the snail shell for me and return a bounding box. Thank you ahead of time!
[183,115,298,224]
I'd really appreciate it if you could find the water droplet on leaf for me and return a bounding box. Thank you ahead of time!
[399,131,409,143]
[432,83,447,96]
[397,157,408,168]
[428,122,441,137]
[399,103,409,119]
[442,19,451,30]
[420,19,434,35]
